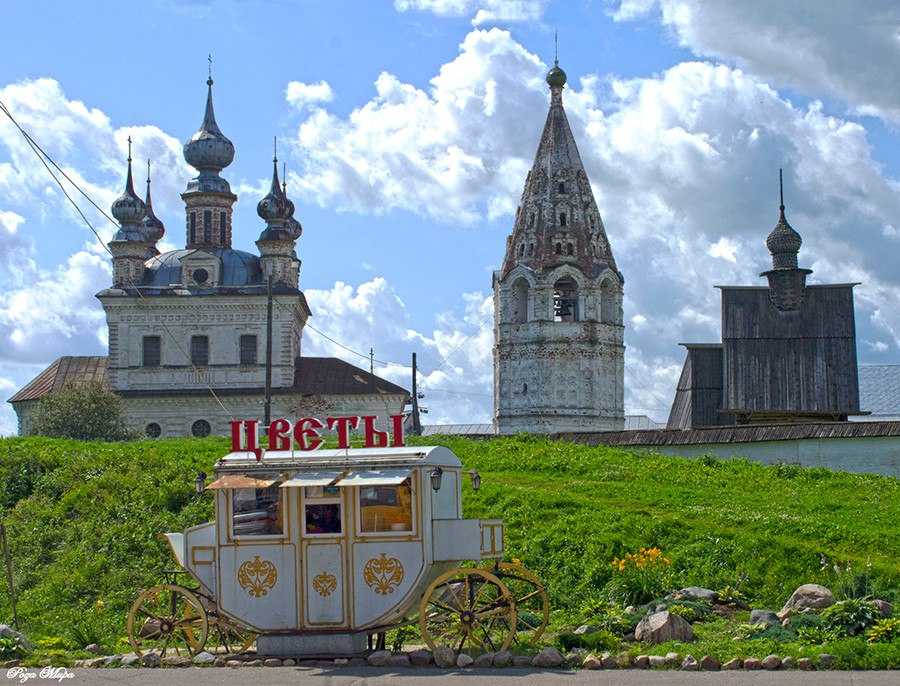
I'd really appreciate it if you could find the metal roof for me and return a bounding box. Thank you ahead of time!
[142,248,262,288]
[8,356,107,403]
[859,365,900,417]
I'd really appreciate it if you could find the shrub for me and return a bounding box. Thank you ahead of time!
[605,548,673,606]
[667,600,712,623]
[0,636,28,659]
[821,599,880,637]
[716,585,748,608]
[867,618,900,644]
[31,382,133,441]
[577,600,639,636]
[797,625,842,645]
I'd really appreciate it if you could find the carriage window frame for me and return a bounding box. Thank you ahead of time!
[228,480,287,541]
[355,472,417,538]
[302,485,344,538]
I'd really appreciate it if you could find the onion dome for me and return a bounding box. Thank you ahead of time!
[546,60,567,89]
[110,138,147,241]
[142,160,165,244]
[183,77,235,174]
[766,169,802,269]
[257,157,292,224]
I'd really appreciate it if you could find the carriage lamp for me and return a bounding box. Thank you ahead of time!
[430,467,443,492]
[195,471,207,495]
[468,469,481,491]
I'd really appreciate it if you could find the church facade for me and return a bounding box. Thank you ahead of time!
[9,76,408,437]
[492,60,625,434]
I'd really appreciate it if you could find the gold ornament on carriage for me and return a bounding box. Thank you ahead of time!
[237,555,278,598]
[312,571,338,597]
[363,553,404,595]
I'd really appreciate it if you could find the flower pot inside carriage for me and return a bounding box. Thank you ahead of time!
[129,441,548,658]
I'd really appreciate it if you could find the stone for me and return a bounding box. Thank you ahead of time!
[749,610,780,627]
[634,611,693,644]
[699,655,720,670]
[192,651,216,665]
[563,652,581,666]
[675,587,718,602]
[120,654,141,667]
[681,655,699,671]
[473,653,495,668]
[84,643,102,654]
[781,656,796,670]
[85,657,106,668]
[616,653,631,668]
[778,584,834,619]
[214,656,227,667]
[492,650,512,668]
[782,618,791,627]
[633,655,650,669]
[387,654,410,668]
[333,658,348,666]
[244,659,263,666]
[512,655,533,667]
[600,652,617,669]
[433,645,456,668]
[818,653,835,669]
[664,651,681,666]
[581,654,602,670]
[872,599,893,617]
[141,652,161,668]
[367,650,391,667]
[648,655,666,668]
[797,658,813,671]
[573,624,599,635]
[743,658,762,670]
[722,658,741,670]
[761,654,781,670]
[532,647,564,668]
[283,658,296,666]
[456,653,474,668]
[625,605,637,614]
[226,660,243,668]
[409,649,433,667]
[162,655,191,667]
[264,658,283,667]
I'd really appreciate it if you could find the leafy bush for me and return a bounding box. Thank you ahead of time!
[577,600,639,636]
[0,636,28,659]
[716,585,748,608]
[797,625,842,645]
[605,548,673,606]
[667,600,712,623]
[867,618,900,644]
[821,599,880,637]
[31,383,133,441]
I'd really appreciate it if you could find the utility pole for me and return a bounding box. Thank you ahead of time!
[0,522,19,630]
[369,348,374,375]
[410,352,422,436]
[264,275,273,429]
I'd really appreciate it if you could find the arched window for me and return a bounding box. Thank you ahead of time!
[203,210,212,243]
[518,243,525,257]
[511,278,529,323]
[553,276,578,322]
[189,212,196,245]
[529,213,535,227]
[554,243,562,255]
[558,182,565,194]
[600,279,616,324]
[559,212,567,227]
[566,243,574,256]
[527,243,534,256]
[219,211,227,244]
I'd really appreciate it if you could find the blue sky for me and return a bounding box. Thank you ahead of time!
[3,0,900,434]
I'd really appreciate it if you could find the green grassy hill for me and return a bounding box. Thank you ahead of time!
[0,434,897,653]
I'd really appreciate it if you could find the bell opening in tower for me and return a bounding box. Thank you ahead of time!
[553,277,578,322]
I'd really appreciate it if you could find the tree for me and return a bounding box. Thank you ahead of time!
[31,382,133,441]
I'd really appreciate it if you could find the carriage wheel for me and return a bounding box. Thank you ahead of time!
[127,584,209,658]
[209,614,257,655]
[491,561,550,644]
[419,568,516,655]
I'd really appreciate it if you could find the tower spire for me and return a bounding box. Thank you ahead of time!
[125,136,135,193]
[554,29,558,66]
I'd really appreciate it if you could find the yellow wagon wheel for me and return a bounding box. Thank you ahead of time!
[490,561,550,644]
[127,584,209,658]
[209,613,257,655]
[419,567,517,655]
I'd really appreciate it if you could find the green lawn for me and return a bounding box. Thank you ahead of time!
[0,433,897,663]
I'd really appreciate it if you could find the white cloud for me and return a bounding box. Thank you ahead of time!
[611,0,900,123]
[0,210,24,234]
[395,0,545,25]
[707,236,737,263]
[285,80,334,111]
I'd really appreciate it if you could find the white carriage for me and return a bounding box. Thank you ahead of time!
[128,445,548,658]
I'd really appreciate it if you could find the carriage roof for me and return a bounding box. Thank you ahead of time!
[215,445,461,474]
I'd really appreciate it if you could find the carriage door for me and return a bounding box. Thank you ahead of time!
[299,475,348,628]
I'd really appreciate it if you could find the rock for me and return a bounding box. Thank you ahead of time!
[456,653,474,668]
[409,649,433,667]
[722,658,741,670]
[782,618,791,627]
[226,660,243,668]
[675,587,718,602]
[283,658,296,666]
[781,656,796,670]
[84,643,102,654]
[778,584,834,619]
[743,658,762,670]
[120,654,141,667]
[872,599,893,617]
[512,655,533,667]
[573,624,599,635]
[664,651,681,666]
[563,652,581,666]
[648,655,666,668]
[616,653,632,668]
[621,631,636,642]
[192,651,216,666]
[700,655,720,670]
[492,650,512,668]
[818,653,835,669]
[473,653,495,668]
[532,647,564,668]
[0,626,32,653]
[600,652,617,669]
[264,658,283,667]
[214,656,227,667]
[387,654,410,668]
[750,610,780,627]
[581,654,602,670]
[433,645,456,668]
[681,655,699,671]
[761,654,781,670]
[244,659,263,666]
[633,655,650,669]
[797,658,813,671]
[625,605,637,614]
[635,611,693,644]
[85,657,106,668]
[367,650,391,667]
[334,658,348,666]
[141,652,161,667]
[162,655,191,667]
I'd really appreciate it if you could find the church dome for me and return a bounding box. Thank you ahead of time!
[141,163,165,244]
[183,78,235,173]
[546,62,567,89]
[257,160,293,223]
[766,170,802,270]
[143,248,262,287]
[111,145,147,229]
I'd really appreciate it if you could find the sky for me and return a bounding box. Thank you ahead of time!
[2,0,900,435]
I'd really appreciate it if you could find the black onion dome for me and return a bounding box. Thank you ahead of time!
[183,78,235,172]
[111,150,147,235]
[257,159,292,223]
[141,165,165,244]
[766,171,803,269]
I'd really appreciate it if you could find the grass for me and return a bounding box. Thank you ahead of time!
[0,433,898,666]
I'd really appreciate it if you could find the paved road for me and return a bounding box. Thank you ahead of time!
[57,667,899,685]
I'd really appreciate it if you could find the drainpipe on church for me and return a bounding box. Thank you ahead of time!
[264,275,273,429]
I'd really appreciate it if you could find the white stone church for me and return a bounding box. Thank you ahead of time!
[9,76,408,437]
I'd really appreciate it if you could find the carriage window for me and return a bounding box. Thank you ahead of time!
[232,484,283,536]
[359,481,413,533]
[304,486,342,535]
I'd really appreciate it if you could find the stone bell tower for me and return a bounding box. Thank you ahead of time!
[492,57,625,434]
